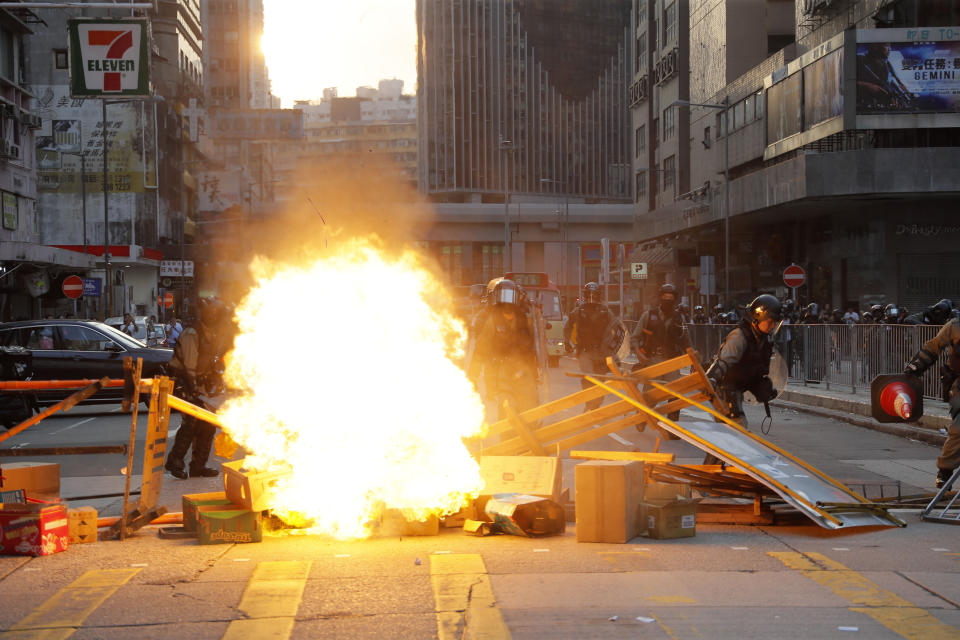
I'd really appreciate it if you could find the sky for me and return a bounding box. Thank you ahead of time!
[261,1,418,106]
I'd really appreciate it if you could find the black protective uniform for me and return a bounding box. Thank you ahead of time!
[564,290,618,412]
[164,304,225,479]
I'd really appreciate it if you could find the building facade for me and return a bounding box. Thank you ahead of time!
[416,0,634,302]
[634,0,960,314]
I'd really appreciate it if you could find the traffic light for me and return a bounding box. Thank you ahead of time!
[870,374,924,423]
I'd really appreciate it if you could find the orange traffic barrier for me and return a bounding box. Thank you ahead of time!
[98,511,182,528]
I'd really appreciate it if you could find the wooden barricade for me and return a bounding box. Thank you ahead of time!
[468,348,726,457]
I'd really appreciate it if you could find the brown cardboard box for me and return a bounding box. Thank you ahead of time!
[643,479,691,501]
[479,456,562,502]
[575,460,645,543]
[67,506,98,544]
[0,462,60,501]
[645,499,698,539]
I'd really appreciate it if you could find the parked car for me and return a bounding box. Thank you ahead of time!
[105,315,167,347]
[0,320,173,405]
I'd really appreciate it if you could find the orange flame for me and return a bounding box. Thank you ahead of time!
[218,237,485,539]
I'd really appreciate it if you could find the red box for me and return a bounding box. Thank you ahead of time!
[0,503,70,556]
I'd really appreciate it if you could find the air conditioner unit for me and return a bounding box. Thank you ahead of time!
[25,114,42,129]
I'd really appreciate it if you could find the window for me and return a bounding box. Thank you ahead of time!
[703,125,712,148]
[652,118,659,150]
[755,90,764,119]
[636,0,647,24]
[664,2,677,46]
[744,95,753,124]
[663,106,675,140]
[0,27,14,81]
[54,49,68,69]
[663,155,676,195]
[716,112,725,137]
[635,124,645,156]
[636,32,646,71]
[636,170,647,199]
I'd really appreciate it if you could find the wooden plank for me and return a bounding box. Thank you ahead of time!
[482,384,611,437]
[570,450,675,463]
[631,354,693,380]
[503,399,546,456]
[120,358,143,542]
[479,400,635,456]
[685,346,730,417]
[552,413,647,453]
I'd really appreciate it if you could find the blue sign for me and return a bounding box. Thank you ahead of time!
[82,277,102,297]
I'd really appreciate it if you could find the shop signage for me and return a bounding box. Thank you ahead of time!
[68,19,150,97]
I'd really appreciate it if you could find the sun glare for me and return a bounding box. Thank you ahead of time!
[262,1,418,105]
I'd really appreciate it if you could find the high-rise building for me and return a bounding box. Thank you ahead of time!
[636,0,960,310]
[416,0,634,299]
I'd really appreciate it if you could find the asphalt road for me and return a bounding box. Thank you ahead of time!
[0,356,957,639]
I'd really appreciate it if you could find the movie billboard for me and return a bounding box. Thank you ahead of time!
[857,41,960,113]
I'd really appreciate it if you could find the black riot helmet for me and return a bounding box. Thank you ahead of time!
[783,298,795,313]
[659,283,677,312]
[746,294,783,334]
[713,303,724,314]
[582,281,602,304]
[869,303,884,317]
[883,303,899,322]
[491,278,524,307]
[197,296,226,327]
[694,305,704,314]
[804,302,819,318]
[928,299,954,324]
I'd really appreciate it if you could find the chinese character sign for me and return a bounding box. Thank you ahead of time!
[199,170,243,212]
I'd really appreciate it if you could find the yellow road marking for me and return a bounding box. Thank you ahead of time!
[770,552,958,640]
[431,553,511,640]
[222,561,311,640]
[6,568,141,640]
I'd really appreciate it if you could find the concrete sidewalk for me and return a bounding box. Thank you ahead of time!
[777,381,950,447]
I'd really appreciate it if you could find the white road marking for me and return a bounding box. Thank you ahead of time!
[334,554,350,558]
[731,547,749,550]
[608,432,632,446]
[130,563,148,567]
[51,417,95,435]
[533,548,550,553]
[932,548,950,552]
[12,442,30,448]
[433,550,451,554]
[109,407,122,413]
[832,547,850,551]
[232,558,250,562]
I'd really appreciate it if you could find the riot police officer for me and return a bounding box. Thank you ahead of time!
[692,305,709,324]
[903,315,960,488]
[467,279,541,418]
[906,299,953,326]
[706,294,783,428]
[164,297,228,479]
[710,304,725,324]
[800,303,821,324]
[564,282,620,412]
[631,284,689,421]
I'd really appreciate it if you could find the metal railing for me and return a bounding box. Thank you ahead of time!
[685,323,947,400]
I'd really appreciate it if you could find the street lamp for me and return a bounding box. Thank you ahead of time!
[499,136,513,272]
[669,98,730,305]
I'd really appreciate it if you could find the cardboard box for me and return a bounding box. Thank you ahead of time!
[0,462,60,501]
[645,499,698,539]
[0,503,69,556]
[197,505,262,545]
[484,494,565,537]
[182,492,235,532]
[479,456,562,502]
[441,504,475,528]
[67,506,98,544]
[575,460,645,543]
[222,459,291,512]
[644,479,691,502]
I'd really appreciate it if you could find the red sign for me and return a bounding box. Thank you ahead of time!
[62,275,84,299]
[783,264,806,288]
[685,278,696,290]
[158,291,174,309]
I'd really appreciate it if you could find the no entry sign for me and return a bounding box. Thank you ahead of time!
[783,264,806,288]
[62,275,84,299]
[158,291,174,309]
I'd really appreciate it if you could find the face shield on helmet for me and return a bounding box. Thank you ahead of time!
[492,279,522,306]
[582,282,601,304]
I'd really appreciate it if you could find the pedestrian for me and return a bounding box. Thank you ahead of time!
[165,317,183,347]
[630,283,689,421]
[903,315,960,488]
[467,278,543,418]
[121,313,136,337]
[164,299,226,479]
[564,282,622,412]
[843,307,860,325]
[706,294,783,428]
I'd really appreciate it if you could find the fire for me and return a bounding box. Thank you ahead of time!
[217,237,486,539]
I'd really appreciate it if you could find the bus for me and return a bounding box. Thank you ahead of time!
[505,272,564,366]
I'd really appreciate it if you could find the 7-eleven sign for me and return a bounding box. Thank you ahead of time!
[68,19,150,97]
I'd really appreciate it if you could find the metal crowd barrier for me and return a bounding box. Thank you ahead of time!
[685,323,947,401]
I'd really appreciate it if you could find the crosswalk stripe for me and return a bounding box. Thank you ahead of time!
[221,560,311,640]
[770,551,958,640]
[431,553,511,640]
[7,568,141,639]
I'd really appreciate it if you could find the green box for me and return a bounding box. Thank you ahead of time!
[197,505,262,545]
[182,492,234,533]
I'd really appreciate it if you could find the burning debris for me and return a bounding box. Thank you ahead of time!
[216,237,487,539]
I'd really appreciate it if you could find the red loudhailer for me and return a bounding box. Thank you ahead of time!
[870,374,924,423]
